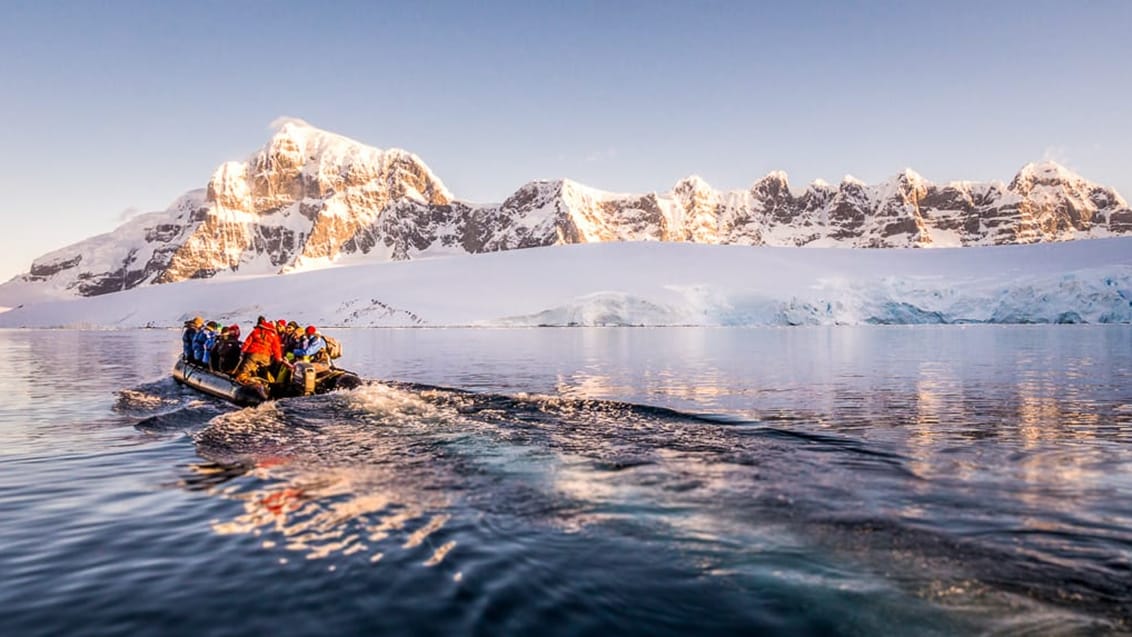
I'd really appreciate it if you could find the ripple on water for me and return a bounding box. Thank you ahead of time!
[173,379,1132,632]
[6,326,1132,635]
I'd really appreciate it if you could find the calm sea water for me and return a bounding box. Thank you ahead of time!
[0,326,1130,636]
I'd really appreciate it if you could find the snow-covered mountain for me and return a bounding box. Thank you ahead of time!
[1,239,1129,328]
[3,122,453,304]
[3,120,1129,305]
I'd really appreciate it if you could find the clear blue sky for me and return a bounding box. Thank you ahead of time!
[1,0,1129,282]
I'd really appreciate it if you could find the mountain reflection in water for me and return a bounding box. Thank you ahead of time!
[163,369,1132,631]
[1,326,1129,636]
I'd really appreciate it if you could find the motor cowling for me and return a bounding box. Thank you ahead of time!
[292,361,319,396]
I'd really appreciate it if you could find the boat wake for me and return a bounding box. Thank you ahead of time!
[116,378,233,433]
[113,378,1131,631]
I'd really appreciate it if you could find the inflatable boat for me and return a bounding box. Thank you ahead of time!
[172,358,364,407]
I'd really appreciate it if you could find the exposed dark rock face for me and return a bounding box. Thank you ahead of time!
[28,255,82,280]
[6,122,1129,299]
[1110,209,1132,234]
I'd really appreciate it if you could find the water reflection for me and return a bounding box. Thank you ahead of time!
[208,465,452,565]
[185,460,460,567]
[0,329,183,454]
[181,386,469,568]
[164,372,1132,630]
[3,326,1130,634]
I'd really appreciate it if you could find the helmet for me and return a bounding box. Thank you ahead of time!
[228,324,240,337]
[287,321,300,330]
[276,319,287,329]
[207,321,220,330]
[189,316,204,328]
[305,325,317,336]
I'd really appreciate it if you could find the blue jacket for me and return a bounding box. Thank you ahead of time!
[293,334,325,359]
[192,327,218,364]
[182,326,198,360]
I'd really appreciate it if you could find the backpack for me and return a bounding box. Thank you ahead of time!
[322,335,343,360]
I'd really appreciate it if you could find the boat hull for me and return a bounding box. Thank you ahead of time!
[172,359,363,407]
[172,359,268,406]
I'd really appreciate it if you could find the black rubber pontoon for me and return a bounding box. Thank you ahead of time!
[172,358,363,407]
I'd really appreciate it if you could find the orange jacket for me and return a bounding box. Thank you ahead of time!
[241,320,283,362]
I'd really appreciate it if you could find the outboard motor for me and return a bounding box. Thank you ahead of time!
[293,362,318,396]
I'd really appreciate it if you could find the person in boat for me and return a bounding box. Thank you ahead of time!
[192,321,221,365]
[290,325,331,395]
[270,320,299,382]
[207,325,227,371]
[182,316,203,361]
[293,325,330,365]
[220,324,243,374]
[234,316,289,392]
[211,324,243,374]
[280,321,302,354]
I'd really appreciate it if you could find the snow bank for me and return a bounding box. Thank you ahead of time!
[0,240,1129,329]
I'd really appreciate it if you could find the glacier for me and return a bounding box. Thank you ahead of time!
[0,239,1129,329]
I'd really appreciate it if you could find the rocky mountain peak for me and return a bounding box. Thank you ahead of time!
[3,122,1129,304]
[557,178,583,196]
[673,175,713,194]
[1009,160,1079,194]
[671,175,720,242]
[751,170,792,199]
[1012,160,1076,184]
[267,118,359,159]
[758,169,790,185]
[886,168,930,202]
[895,168,926,186]
[272,117,316,138]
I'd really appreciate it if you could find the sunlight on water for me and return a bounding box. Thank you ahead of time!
[186,364,1131,632]
[192,384,466,566]
[1,327,1130,635]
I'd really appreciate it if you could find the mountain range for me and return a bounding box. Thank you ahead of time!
[4,120,1129,302]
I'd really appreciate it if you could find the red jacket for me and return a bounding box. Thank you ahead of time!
[241,320,283,362]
